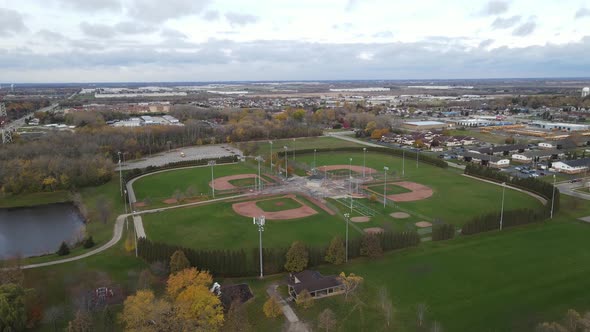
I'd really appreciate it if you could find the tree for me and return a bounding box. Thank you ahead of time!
[505,136,516,144]
[82,236,95,249]
[223,300,250,332]
[95,195,112,224]
[174,285,224,331]
[166,267,213,300]
[360,234,382,258]
[263,297,282,318]
[0,283,27,332]
[169,250,191,274]
[66,310,92,332]
[119,289,174,332]
[416,303,428,328]
[124,232,135,253]
[369,193,378,203]
[379,287,394,328]
[284,241,309,273]
[339,272,364,300]
[318,308,337,332]
[295,289,314,309]
[57,241,70,256]
[325,237,345,265]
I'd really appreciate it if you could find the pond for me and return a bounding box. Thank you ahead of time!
[0,203,86,259]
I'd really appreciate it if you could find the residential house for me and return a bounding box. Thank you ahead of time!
[287,270,345,300]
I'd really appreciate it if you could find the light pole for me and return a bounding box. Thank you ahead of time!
[344,213,350,263]
[416,149,419,169]
[284,146,288,179]
[253,216,265,278]
[124,189,128,230]
[313,149,317,171]
[363,148,367,178]
[118,151,123,197]
[383,166,389,208]
[550,174,556,219]
[292,138,296,161]
[402,149,405,177]
[500,182,506,230]
[208,160,216,198]
[269,141,273,174]
[255,156,263,191]
[349,157,353,210]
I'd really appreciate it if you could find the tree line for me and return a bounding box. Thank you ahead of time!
[137,230,420,277]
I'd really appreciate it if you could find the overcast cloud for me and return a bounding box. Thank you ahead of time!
[0,0,589,82]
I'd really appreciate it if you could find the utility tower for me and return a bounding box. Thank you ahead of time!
[1,103,12,144]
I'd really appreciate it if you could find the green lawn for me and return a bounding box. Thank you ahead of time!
[256,197,303,212]
[132,163,259,202]
[229,177,258,188]
[142,196,354,251]
[292,195,590,331]
[366,183,412,195]
[0,191,71,209]
[296,151,545,225]
[238,136,364,156]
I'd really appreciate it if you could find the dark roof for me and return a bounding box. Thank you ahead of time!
[462,152,506,162]
[563,158,590,168]
[555,139,578,149]
[477,144,528,154]
[287,270,342,294]
[518,149,563,158]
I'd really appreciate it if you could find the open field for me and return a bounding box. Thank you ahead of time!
[142,195,352,250]
[0,191,70,209]
[292,195,590,331]
[132,163,268,202]
[296,151,544,225]
[238,136,364,156]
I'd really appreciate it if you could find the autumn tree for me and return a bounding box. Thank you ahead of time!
[119,289,174,332]
[318,308,337,332]
[66,310,93,332]
[223,300,251,332]
[263,297,282,318]
[174,285,224,331]
[295,290,314,309]
[284,241,309,273]
[360,233,382,258]
[169,250,191,274]
[0,283,27,332]
[166,267,213,300]
[325,237,345,265]
[339,272,364,300]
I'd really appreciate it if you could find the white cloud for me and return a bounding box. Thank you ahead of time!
[224,12,259,27]
[491,16,521,29]
[512,21,537,37]
[0,8,28,36]
[481,0,510,16]
[575,8,590,19]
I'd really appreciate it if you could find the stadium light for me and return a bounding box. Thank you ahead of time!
[500,182,506,230]
[284,146,288,179]
[551,174,556,219]
[344,213,350,263]
[255,156,264,191]
[383,166,389,208]
[253,216,266,278]
[269,141,273,173]
[363,148,367,178]
[208,160,216,198]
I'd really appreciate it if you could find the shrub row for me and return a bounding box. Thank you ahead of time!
[432,223,456,241]
[137,230,420,277]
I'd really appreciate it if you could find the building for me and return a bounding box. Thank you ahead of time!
[402,121,450,131]
[531,121,590,132]
[476,144,528,156]
[287,270,345,300]
[511,149,563,163]
[551,158,590,174]
[538,139,578,150]
[582,87,590,98]
[461,152,510,168]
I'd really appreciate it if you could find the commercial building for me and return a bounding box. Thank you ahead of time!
[531,121,590,132]
[402,121,450,131]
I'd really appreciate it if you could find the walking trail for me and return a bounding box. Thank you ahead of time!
[266,284,309,332]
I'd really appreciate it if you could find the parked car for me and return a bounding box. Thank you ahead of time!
[570,179,582,183]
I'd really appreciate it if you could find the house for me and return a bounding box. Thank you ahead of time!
[477,144,528,156]
[538,140,578,150]
[511,149,564,164]
[287,270,345,300]
[551,158,590,174]
[462,152,510,168]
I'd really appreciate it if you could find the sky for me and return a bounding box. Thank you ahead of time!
[0,0,589,82]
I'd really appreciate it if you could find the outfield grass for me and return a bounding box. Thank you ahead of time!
[296,151,545,225]
[366,183,412,195]
[132,163,259,201]
[239,136,364,156]
[142,196,356,250]
[292,195,590,331]
[229,177,258,188]
[256,197,303,212]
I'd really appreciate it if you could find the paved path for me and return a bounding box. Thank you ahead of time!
[326,132,383,147]
[462,174,548,205]
[266,284,309,332]
[579,216,590,223]
[556,180,590,200]
[22,214,127,269]
[133,216,146,238]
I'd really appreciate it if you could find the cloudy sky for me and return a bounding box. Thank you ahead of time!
[1,0,589,82]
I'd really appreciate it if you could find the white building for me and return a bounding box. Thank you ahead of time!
[582,87,590,98]
[531,121,590,132]
[551,158,590,174]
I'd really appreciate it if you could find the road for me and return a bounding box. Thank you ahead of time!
[556,179,590,200]
[4,103,59,131]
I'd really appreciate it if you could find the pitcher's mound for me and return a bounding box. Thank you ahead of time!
[390,212,410,219]
[163,198,178,204]
[415,221,433,228]
[364,227,384,234]
[351,216,370,223]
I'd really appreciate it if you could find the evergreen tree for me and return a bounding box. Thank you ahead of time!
[325,237,345,265]
[284,241,309,273]
[57,241,70,256]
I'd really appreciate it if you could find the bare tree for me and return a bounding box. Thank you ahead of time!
[95,195,112,224]
[318,308,337,332]
[42,305,65,332]
[431,321,443,332]
[378,287,394,328]
[417,302,428,328]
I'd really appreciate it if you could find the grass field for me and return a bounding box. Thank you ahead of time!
[238,136,364,156]
[292,196,590,331]
[256,197,303,212]
[228,177,258,188]
[366,183,412,195]
[296,151,544,225]
[142,195,354,250]
[0,191,71,209]
[132,163,261,202]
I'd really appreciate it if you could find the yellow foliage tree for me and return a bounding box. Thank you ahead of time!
[339,272,364,300]
[295,289,314,309]
[124,232,135,252]
[174,285,224,331]
[166,267,213,300]
[263,297,282,318]
[119,290,174,332]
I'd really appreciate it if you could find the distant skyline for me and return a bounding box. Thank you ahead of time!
[0,0,589,82]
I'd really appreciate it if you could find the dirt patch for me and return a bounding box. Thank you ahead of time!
[415,221,433,228]
[134,202,147,207]
[364,227,384,234]
[387,181,433,202]
[351,216,370,223]
[275,202,285,207]
[390,212,410,219]
[318,165,378,175]
[232,194,318,220]
[211,174,265,190]
[163,198,178,204]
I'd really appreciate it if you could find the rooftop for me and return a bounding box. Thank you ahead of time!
[404,121,446,126]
